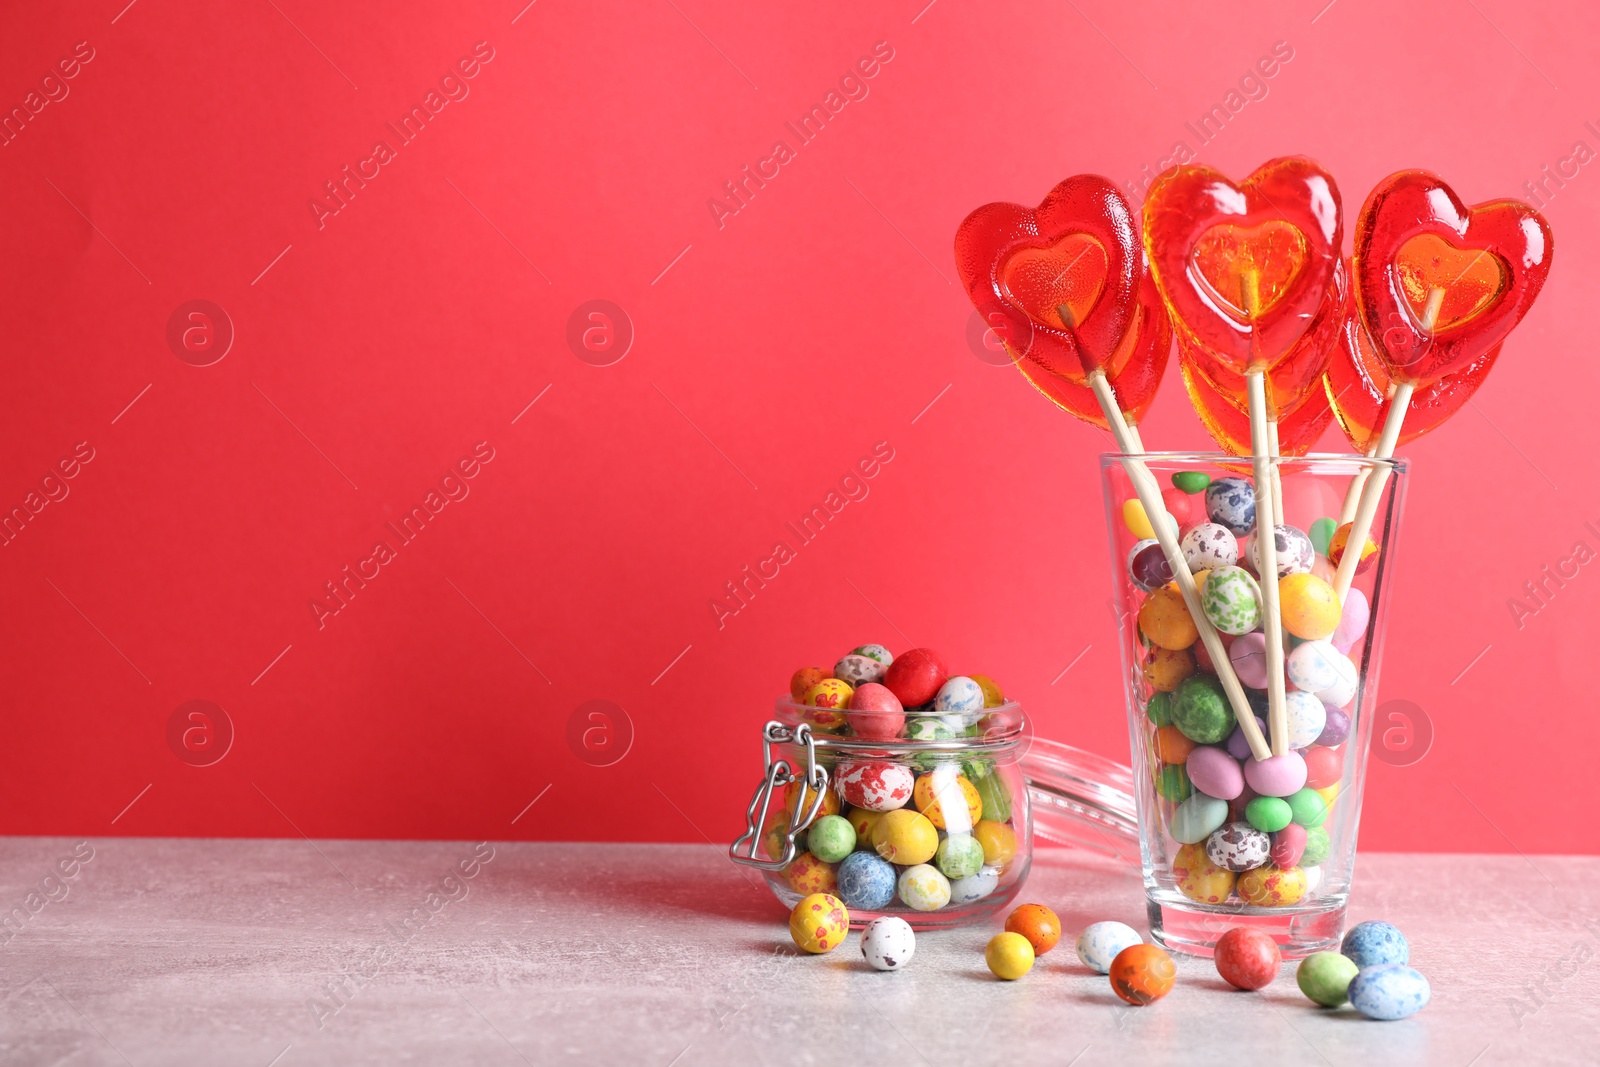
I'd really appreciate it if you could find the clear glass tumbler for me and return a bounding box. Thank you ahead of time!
[1101,452,1406,958]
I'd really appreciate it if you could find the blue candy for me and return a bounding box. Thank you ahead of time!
[1342,920,1410,969]
[837,851,896,910]
[1348,964,1431,1020]
[1204,477,1257,536]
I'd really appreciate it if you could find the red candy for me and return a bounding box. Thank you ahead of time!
[833,759,915,812]
[1353,170,1554,388]
[1161,487,1192,527]
[847,682,905,741]
[1145,157,1343,372]
[1302,745,1342,790]
[1270,823,1307,868]
[1214,927,1282,991]
[884,647,947,708]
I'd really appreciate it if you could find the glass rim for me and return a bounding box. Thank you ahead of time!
[1097,450,1408,475]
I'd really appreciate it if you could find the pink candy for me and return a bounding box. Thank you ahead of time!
[1244,751,1307,797]
[1332,588,1370,653]
[1187,745,1244,800]
[1229,632,1269,689]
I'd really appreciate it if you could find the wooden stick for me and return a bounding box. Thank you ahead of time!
[1087,368,1272,763]
[1338,447,1376,525]
[1266,416,1285,520]
[1331,287,1445,601]
[1237,270,1288,756]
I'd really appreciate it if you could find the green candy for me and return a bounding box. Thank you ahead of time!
[1199,565,1263,636]
[1156,764,1193,803]
[936,833,985,879]
[1172,471,1211,494]
[1145,691,1175,727]
[973,770,1012,823]
[1309,517,1338,557]
[806,815,856,862]
[1301,825,1332,866]
[1246,795,1293,833]
[1287,788,1329,828]
[1172,674,1232,744]
[1297,950,1360,1006]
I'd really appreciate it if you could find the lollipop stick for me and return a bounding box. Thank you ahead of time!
[1338,447,1376,525]
[1266,416,1285,520]
[1331,287,1444,600]
[1248,370,1289,756]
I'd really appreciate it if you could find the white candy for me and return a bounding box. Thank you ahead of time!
[1286,640,1341,693]
[1181,522,1239,572]
[1285,691,1328,749]
[1314,653,1360,709]
[948,867,1000,905]
[860,916,916,971]
[934,676,984,714]
[1076,921,1143,974]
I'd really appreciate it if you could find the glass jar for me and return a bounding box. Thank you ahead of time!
[1101,452,1407,958]
[730,698,1032,929]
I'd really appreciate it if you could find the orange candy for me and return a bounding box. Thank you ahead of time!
[1143,646,1194,692]
[1278,574,1342,640]
[1328,523,1380,575]
[1005,903,1063,955]
[1110,943,1178,1005]
[789,666,829,701]
[783,780,840,821]
[1138,583,1198,651]
[1154,725,1196,765]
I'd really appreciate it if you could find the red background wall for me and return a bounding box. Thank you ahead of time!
[1,0,1594,854]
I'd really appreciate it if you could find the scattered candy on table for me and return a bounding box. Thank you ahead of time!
[1342,920,1410,968]
[789,893,850,953]
[1213,927,1282,990]
[1297,950,1360,1006]
[1076,921,1143,974]
[859,916,916,971]
[986,931,1036,980]
[1110,943,1177,1005]
[1348,963,1431,1021]
[1004,903,1062,955]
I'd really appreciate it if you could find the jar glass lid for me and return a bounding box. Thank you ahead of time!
[1022,737,1140,862]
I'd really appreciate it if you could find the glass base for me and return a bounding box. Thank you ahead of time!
[767,858,1030,930]
[1146,889,1346,960]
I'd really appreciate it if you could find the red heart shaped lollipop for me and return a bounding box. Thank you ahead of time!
[956,174,1143,378]
[1353,170,1552,387]
[1144,157,1342,372]
[1182,356,1333,458]
[1015,269,1171,429]
[1325,300,1501,453]
[1182,258,1348,419]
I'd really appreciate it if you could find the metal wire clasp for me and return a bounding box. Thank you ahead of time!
[729,721,830,871]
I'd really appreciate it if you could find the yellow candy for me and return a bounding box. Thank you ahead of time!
[970,673,1006,707]
[845,806,883,845]
[782,780,840,821]
[1138,583,1198,650]
[1143,646,1194,693]
[1174,842,1235,904]
[1236,864,1308,907]
[975,819,1017,867]
[1329,523,1380,574]
[1315,782,1341,808]
[913,772,983,831]
[789,893,849,953]
[986,931,1036,979]
[1123,498,1156,539]
[784,851,837,895]
[871,809,939,865]
[1279,573,1341,641]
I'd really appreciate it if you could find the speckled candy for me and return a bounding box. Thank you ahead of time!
[1301,826,1331,867]
[933,676,985,714]
[949,868,1000,905]
[935,834,985,879]
[1297,951,1360,1006]
[1172,674,1233,744]
[1342,921,1410,968]
[1200,566,1264,636]
[1206,821,1271,871]
[836,851,896,910]
[1204,477,1257,534]
[1284,691,1328,750]
[912,769,982,831]
[1171,793,1229,844]
[1143,646,1195,693]
[1329,523,1381,575]
[860,915,916,971]
[801,679,854,730]
[1214,927,1282,990]
[1185,745,1244,800]
[1279,574,1342,640]
[1316,664,1359,710]
[834,653,887,687]
[883,648,947,707]
[1139,583,1199,651]
[1286,641,1341,694]
[1245,751,1307,797]
[969,673,1005,707]
[789,893,849,953]
[1076,921,1143,974]
[806,815,856,863]
[1128,538,1174,592]
[846,682,905,741]
[852,643,893,665]
[897,864,951,911]
[789,666,829,701]
[1110,944,1177,1005]
[1181,522,1239,572]
[1236,864,1308,907]
[784,852,837,895]
[1174,841,1236,903]
[835,759,914,812]
[1349,964,1430,1020]
[1251,524,1315,578]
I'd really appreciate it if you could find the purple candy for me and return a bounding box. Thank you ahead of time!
[1333,588,1370,653]
[1316,707,1351,748]
[1227,716,1269,760]
[1186,744,1245,800]
[1244,750,1308,797]
[1229,632,1270,689]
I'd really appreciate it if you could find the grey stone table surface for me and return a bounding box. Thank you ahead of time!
[1,838,1596,1066]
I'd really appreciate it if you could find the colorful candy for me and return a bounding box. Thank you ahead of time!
[1173,842,1235,904]
[1172,674,1232,744]
[847,682,905,741]
[1214,927,1282,990]
[883,647,947,707]
[1172,793,1229,844]
[837,851,897,910]
[836,759,915,812]
[1342,920,1409,968]
[1076,921,1143,974]
[897,864,952,911]
[1348,964,1431,1021]
[871,809,939,865]
[1203,477,1256,535]
[1250,525,1315,578]
[1109,943,1177,1005]
[860,916,916,971]
[985,931,1036,979]
[1297,951,1360,1006]
[807,815,857,863]
[1180,522,1239,572]
[1278,574,1342,640]
[1200,566,1263,635]
[1139,583,1199,650]
[935,834,985,879]
[912,770,983,831]
[1236,864,1308,907]
[1206,822,1271,871]
[1005,904,1062,955]
[789,893,849,953]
